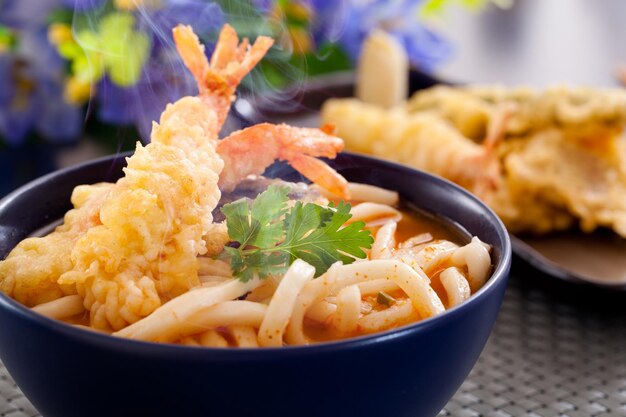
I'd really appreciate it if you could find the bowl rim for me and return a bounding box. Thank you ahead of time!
[0,151,511,358]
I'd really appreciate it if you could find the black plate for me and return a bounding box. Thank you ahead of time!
[232,70,626,292]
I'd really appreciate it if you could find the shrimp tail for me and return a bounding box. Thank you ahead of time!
[173,24,274,128]
[470,102,516,198]
[217,123,349,198]
[289,154,350,199]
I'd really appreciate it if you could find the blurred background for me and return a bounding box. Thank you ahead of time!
[439,0,626,86]
[1,0,625,197]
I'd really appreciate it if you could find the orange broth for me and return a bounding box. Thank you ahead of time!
[304,204,471,343]
[57,203,476,344]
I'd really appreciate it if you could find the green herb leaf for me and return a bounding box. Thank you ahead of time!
[220,185,374,281]
[281,201,371,276]
[220,185,290,248]
[377,291,396,306]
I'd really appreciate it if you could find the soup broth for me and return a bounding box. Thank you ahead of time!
[304,205,474,343]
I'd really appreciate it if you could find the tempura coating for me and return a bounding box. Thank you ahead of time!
[58,97,225,330]
[322,85,626,237]
[0,25,272,331]
[496,129,626,235]
[55,24,275,330]
[407,85,626,140]
[0,183,112,306]
[0,24,357,335]
[321,99,487,191]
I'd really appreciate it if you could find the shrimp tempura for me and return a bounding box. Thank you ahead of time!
[0,184,112,306]
[56,25,273,330]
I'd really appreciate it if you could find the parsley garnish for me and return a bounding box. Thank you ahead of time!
[220,185,374,281]
[377,291,396,306]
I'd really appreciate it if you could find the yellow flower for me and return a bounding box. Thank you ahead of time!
[49,12,150,88]
[284,3,311,22]
[288,26,313,55]
[48,23,73,46]
[64,76,92,105]
[270,2,314,55]
[0,25,16,53]
[114,0,162,11]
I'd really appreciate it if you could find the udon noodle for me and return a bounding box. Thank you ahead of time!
[0,24,493,348]
[8,182,492,347]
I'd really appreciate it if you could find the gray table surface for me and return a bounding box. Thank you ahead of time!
[1,259,625,417]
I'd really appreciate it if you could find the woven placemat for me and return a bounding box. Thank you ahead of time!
[1,260,625,417]
[441,261,626,417]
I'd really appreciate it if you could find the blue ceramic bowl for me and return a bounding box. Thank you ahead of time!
[0,152,510,417]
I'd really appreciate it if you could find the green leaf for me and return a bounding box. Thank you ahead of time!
[221,199,251,244]
[301,43,352,77]
[47,8,75,25]
[220,185,289,248]
[221,185,374,281]
[377,291,396,306]
[67,31,105,83]
[250,185,290,227]
[420,0,450,17]
[282,201,372,276]
[283,202,333,249]
[420,0,512,17]
[99,13,150,87]
[67,12,151,88]
[223,245,289,282]
[252,251,290,279]
[223,246,245,277]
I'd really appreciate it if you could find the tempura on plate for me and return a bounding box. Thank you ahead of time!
[322,84,626,237]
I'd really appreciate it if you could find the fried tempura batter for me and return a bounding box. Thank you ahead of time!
[54,27,272,330]
[0,184,112,307]
[58,99,226,330]
[0,24,355,333]
[322,85,626,237]
[0,25,273,331]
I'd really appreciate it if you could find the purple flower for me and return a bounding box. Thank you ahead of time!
[0,0,64,28]
[133,58,197,140]
[0,30,82,145]
[318,0,452,71]
[36,77,84,141]
[388,21,452,71]
[18,29,66,77]
[149,1,224,39]
[96,59,197,142]
[308,0,350,45]
[64,0,107,12]
[96,77,139,126]
[0,55,14,107]
[0,58,82,145]
[94,0,225,141]
[0,70,39,145]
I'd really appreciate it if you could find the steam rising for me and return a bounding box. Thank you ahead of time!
[70,0,351,141]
